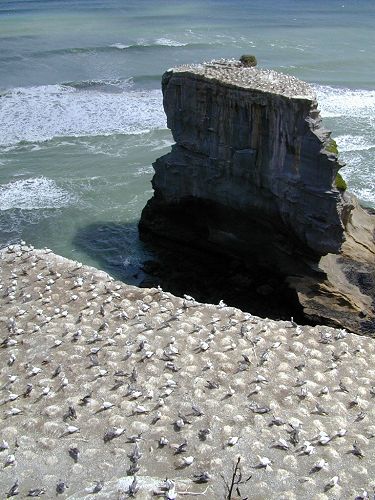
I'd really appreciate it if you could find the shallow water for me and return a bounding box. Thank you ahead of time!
[0,0,374,295]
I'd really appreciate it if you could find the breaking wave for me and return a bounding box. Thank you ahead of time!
[0,82,166,146]
[315,84,375,119]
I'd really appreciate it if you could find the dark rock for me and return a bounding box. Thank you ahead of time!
[139,61,375,334]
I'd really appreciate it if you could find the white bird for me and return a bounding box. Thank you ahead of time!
[356,491,369,499]
[4,454,16,467]
[336,428,347,437]
[160,388,173,398]
[165,379,177,388]
[181,456,194,466]
[73,278,84,288]
[227,436,239,446]
[66,425,79,434]
[326,476,339,489]
[61,378,69,388]
[101,401,114,410]
[134,405,148,414]
[159,436,169,446]
[249,385,261,395]
[301,441,315,455]
[274,438,289,450]
[129,391,142,400]
[8,407,22,416]
[141,350,154,361]
[226,386,235,397]
[29,367,42,376]
[312,458,328,471]
[0,440,9,451]
[199,341,209,352]
[7,354,16,366]
[255,374,268,384]
[318,432,331,445]
[257,456,272,471]
[175,418,185,429]
[41,386,50,396]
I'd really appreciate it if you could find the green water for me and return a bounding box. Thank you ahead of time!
[1,0,374,285]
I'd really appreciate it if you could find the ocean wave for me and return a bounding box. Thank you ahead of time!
[0,83,166,146]
[111,38,189,49]
[15,39,203,60]
[314,84,375,119]
[335,134,375,153]
[338,150,375,206]
[0,177,75,210]
[62,78,132,92]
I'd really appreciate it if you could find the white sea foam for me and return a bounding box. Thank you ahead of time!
[335,134,375,152]
[314,84,375,206]
[0,84,166,146]
[154,38,187,47]
[110,43,132,50]
[339,151,375,204]
[110,38,187,49]
[315,84,375,119]
[0,177,74,210]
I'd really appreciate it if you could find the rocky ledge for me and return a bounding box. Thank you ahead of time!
[139,60,375,334]
[1,245,375,499]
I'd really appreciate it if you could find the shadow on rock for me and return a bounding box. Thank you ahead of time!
[73,221,309,324]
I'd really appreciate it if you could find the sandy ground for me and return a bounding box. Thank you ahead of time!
[0,244,374,499]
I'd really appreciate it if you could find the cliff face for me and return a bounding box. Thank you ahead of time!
[140,61,375,333]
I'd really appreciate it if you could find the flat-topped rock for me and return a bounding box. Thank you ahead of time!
[140,60,375,334]
[170,59,316,99]
[0,245,375,498]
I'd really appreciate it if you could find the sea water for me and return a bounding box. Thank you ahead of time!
[1,0,374,285]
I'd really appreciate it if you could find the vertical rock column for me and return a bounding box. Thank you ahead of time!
[140,61,351,267]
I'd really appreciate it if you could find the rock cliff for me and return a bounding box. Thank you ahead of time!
[139,61,375,334]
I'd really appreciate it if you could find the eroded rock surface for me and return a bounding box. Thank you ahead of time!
[140,60,375,334]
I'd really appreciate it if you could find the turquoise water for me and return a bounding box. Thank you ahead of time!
[1,0,374,284]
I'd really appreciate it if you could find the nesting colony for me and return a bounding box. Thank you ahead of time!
[0,245,374,498]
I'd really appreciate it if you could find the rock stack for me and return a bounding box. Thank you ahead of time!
[139,60,375,334]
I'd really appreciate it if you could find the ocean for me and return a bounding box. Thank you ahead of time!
[1,0,374,287]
